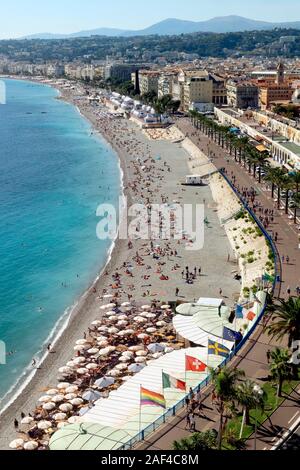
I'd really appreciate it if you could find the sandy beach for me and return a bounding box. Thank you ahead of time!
[0,81,242,449]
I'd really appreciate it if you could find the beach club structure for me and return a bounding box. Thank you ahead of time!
[44,293,266,451]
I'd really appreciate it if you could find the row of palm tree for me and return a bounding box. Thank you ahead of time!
[190,110,300,224]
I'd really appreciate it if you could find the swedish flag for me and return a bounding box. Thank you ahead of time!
[208,339,231,358]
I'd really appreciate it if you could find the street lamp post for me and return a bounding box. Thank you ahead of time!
[253,384,264,451]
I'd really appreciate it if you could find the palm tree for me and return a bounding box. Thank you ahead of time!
[291,171,300,195]
[173,430,217,451]
[264,168,286,208]
[236,380,265,438]
[267,297,300,348]
[291,193,300,224]
[269,348,293,398]
[210,367,245,450]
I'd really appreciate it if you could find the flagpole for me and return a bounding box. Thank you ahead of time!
[139,385,142,438]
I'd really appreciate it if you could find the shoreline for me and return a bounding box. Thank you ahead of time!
[0,77,241,449]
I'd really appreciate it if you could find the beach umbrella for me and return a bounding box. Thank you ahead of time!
[65,385,79,394]
[74,345,88,352]
[103,294,114,299]
[165,347,174,354]
[118,315,129,321]
[161,305,171,310]
[117,320,128,327]
[97,340,109,348]
[37,420,52,431]
[121,302,131,307]
[137,333,149,340]
[39,395,52,403]
[128,364,145,373]
[124,329,135,335]
[78,407,90,416]
[156,321,167,327]
[147,343,165,354]
[119,356,131,363]
[107,369,121,378]
[175,303,201,316]
[67,361,76,368]
[146,313,157,319]
[94,377,115,389]
[122,351,134,358]
[68,416,82,424]
[59,403,73,413]
[57,422,67,429]
[108,316,118,323]
[42,402,56,411]
[70,398,84,407]
[58,366,73,375]
[91,320,102,326]
[141,305,151,310]
[129,345,144,352]
[76,339,90,346]
[136,350,147,357]
[108,327,119,334]
[52,394,65,403]
[9,439,24,450]
[72,358,86,365]
[98,326,109,333]
[46,389,59,396]
[105,310,116,317]
[53,413,68,421]
[87,348,99,355]
[115,363,128,371]
[24,441,39,451]
[77,368,89,375]
[21,416,35,425]
[65,393,77,401]
[86,363,98,370]
[146,327,157,334]
[135,357,147,363]
[152,352,164,359]
[99,347,112,356]
[82,390,102,402]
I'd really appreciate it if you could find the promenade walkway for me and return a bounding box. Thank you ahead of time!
[136,117,300,451]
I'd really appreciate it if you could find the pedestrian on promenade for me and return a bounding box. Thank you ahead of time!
[14,419,19,430]
[190,414,196,432]
[175,288,179,297]
[286,255,290,265]
[185,413,191,430]
[287,286,291,296]
[282,255,285,264]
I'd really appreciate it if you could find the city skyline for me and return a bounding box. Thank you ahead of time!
[1,0,300,39]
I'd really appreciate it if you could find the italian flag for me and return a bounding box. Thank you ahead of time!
[162,372,186,391]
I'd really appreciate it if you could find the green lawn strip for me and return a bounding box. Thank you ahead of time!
[222,380,299,449]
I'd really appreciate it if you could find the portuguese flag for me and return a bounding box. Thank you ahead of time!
[162,372,186,391]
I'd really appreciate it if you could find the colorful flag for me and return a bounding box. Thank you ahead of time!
[223,326,243,343]
[185,355,207,372]
[235,304,244,319]
[140,387,166,409]
[247,311,256,321]
[263,273,275,283]
[162,372,186,391]
[208,339,231,358]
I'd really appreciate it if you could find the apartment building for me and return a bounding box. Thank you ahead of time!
[226,80,259,109]
[178,70,213,112]
[139,70,160,96]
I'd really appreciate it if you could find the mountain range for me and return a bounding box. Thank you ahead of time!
[20,15,300,40]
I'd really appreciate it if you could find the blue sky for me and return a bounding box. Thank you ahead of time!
[0,0,300,38]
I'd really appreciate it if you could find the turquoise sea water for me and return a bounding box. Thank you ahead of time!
[0,79,121,407]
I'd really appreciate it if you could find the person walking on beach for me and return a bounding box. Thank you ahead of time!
[14,419,19,430]
[175,288,179,297]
